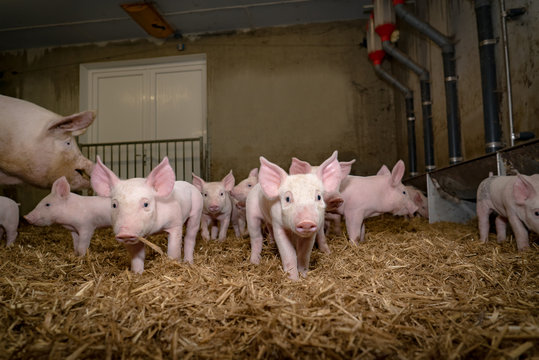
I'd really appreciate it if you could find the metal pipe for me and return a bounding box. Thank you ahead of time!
[394,1,463,165]
[382,40,435,171]
[499,0,515,146]
[475,0,503,153]
[373,64,418,175]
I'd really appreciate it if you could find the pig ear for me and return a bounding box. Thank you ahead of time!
[146,157,175,198]
[223,170,235,192]
[289,157,312,175]
[52,176,71,198]
[513,174,535,205]
[390,160,405,187]
[48,111,96,136]
[248,168,259,179]
[339,159,356,178]
[413,191,423,206]
[377,164,391,176]
[91,156,119,197]
[191,173,205,192]
[259,157,288,199]
[316,151,341,194]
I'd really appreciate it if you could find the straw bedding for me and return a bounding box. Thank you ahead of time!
[0,216,537,359]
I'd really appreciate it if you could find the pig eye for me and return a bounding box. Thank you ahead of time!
[220,192,224,197]
[534,210,539,217]
[204,193,208,197]
[248,184,252,188]
[143,202,149,208]
[45,203,51,207]
[403,191,407,195]
[112,202,117,209]
[316,194,322,201]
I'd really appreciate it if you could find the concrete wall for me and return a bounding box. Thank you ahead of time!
[390,0,538,172]
[0,20,398,213]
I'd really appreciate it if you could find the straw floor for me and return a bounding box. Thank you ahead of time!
[0,216,537,359]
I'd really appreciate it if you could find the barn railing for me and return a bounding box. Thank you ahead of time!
[80,137,205,182]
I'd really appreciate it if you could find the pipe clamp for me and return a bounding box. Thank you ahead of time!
[479,39,497,47]
[425,165,436,171]
[445,76,458,82]
[422,101,432,106]
[449,156,463,164]
[485,141,503,149]
[407,117,415,121]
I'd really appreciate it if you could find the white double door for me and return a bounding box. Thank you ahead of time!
[79,54,207,181]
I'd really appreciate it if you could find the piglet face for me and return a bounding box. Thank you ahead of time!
[385,160,418,216]
[231,168,258,207]
[193,171,234,215]
[91,156,175,245]
[279,174,325,237]
[109,179,158,244]
[24,176,71,226]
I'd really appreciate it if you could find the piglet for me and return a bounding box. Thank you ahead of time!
[91,156,203,273]
[0,196,19,246]
[247,151,341,280]
[339,160,418,244]
[230,168,258,237]
[289,156,356,252]
[192,171,235,242]
[476,174,539,251]
[24,176,111,256]
[405,185,429,218]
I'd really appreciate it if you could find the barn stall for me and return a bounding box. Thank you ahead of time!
[1,0,539,358]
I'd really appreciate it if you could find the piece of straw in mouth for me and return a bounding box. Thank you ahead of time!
[137,236,164,255]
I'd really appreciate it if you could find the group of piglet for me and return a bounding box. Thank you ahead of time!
[1,151,538,280]
[16,150,420,280]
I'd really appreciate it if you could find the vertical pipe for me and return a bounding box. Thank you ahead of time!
[393,0,463,165]
[475,0,503,153]
[420,79,435,171]
[382,40,435,172]
[405,95,418,176]
[499,0,515,146]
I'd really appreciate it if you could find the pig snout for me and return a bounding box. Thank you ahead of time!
[208,204,221,213]
[296,220,318,235]
[115,233,140,245]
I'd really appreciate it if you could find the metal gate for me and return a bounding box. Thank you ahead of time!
[80,137,206,182]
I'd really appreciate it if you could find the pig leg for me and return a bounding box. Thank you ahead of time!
[166,227,183,261]
[273,226,299,281]
[248,215,264,265]
[125,242,146,274]
[477,201,492,243]
[70,232,82,256]
[495,215,508,243]
[211,223,219,240]
[74,229,94,256]
[183,213,201,264]
[217,216,230,242]
[232,220,241,238]
[5,226,17,247]
[507,215,530,251]
[239,216,247,237]
[344,211,364,245]
[315,227,330,253]
[297,235,316,278]
[200,214,211,241]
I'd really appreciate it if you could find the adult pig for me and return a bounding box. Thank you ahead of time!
[0,95,95,190]
[339,160,418,244]
[246,151,341,280]
[24,176,111,256]
[91,156,203,273]
[0,196,19,246]
[476,174,539,251]
[192,171,235,242]
[289,156,356,252]
[230,168,258,238]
